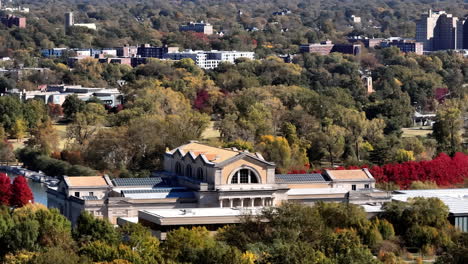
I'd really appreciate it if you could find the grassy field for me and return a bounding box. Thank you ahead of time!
[401,126,432,138]
[52,124,68,150]
[202,121,221,139]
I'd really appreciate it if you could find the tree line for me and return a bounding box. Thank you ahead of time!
[0,198,466,263]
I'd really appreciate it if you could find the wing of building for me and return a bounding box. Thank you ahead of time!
[47,141,391,238]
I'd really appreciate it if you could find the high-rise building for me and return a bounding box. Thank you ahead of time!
[433,13,459,50]
[416,9,465,51]
[65,12,74,28]
[416,9,444,51]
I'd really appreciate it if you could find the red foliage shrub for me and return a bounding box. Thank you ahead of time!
[286,153,468,189]
[0,172,11,205]
[370,152,468,189]
[10,176,33,207]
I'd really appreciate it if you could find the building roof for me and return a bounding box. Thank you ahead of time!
[112,177,167,187]
[121,188,195,199]
[170,141,239,163]
[275,173,327,183]
[168,141,274,167]
[325,169,372,181]
[66,176,109,187]
[287,188,349,196]
[392,189,468,215]
[141,207,261,218]
[82,196,99,200]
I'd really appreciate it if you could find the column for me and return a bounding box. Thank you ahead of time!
[219,199,223,208]
[229,199,233,208]
[240,199,244,208]
[261,198,265,207]
[270,198,275,206]
[250,199,254,207]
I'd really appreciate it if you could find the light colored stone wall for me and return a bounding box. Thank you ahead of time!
[221,158,267,184]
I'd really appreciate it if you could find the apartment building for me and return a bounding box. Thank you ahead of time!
[163,50,254,69]
[179,21,213,35]
[380,39,424,55]
[416,9,467,51]
[300,41,362,56]
[137,44,179,58]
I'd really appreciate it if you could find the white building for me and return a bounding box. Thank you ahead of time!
[163,50,255,69]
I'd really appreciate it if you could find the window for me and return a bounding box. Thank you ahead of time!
[240,169,249,183]
[74,192,80,197]
[175,162,182,175]
[230,169,260,184]
[186,165,192,177]
[364,184,369,189]
[352,185,356,191]
[89,192,94,196]
[197,168,204,181]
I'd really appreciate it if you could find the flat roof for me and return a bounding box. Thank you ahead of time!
[287,188,349,196]
[139,207,262,225]
[142,207,261,218]
[393,189,468,215]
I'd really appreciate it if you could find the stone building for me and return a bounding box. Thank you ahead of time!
[47,142,390,226]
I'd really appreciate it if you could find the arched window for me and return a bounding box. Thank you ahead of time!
[186,165,192,177]
[230,169,260,184]
[197,168,204,181]
[175,162,182,175]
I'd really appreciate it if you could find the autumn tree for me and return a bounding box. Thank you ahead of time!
[67,103,107,149]
[26,119,59,155]
[11,118,27,141]
[10,176,33,207]
[256,135,308,172]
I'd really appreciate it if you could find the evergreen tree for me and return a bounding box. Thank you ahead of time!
[10,176,33,207]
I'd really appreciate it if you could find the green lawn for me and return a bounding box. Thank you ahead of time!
[401,127,432,138]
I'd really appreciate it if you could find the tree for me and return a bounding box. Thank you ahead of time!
[10,176,33,207]
[11,118,27,141]
[339,110,369,161]
[66,103,107,148]
[62,94,86,120]
[321,124,346,166]
[0,140,15,164]
[256,135,308,172]
[163,226,215,262]
[432,99,464,155]
[0,173,11,205]
[26,119,59,155]
[119,223,164,264]
[74,211,119,245]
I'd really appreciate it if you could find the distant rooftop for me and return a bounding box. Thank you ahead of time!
[275,173,328,183]
[393,189,468,215]
[112,177,167,187]
[66,176,109,187]
[141,207,261,218]
[326,169,372,181]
